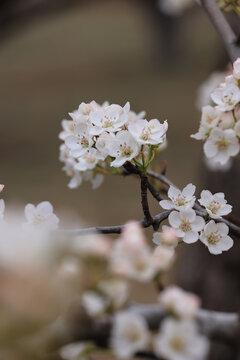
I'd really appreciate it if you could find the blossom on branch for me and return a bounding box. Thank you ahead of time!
[160,183,196,211]
[199,190,232,218]
[200,220,233,255]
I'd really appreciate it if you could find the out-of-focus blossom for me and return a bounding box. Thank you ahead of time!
[154,318,209,360]
[23,201,59,230]
[152,225,179,248]
[82,291,106,317]
[158,0,194,16]
[111,311,149,359]
[159,286,200,319]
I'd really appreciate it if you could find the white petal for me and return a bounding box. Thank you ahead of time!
[191,216,205,231]
[182,183,196,199]
[168,211,181,228]
[159,200,173,210]
[218,235,233,251]
[204,140,218,158]
[183,231,199,244]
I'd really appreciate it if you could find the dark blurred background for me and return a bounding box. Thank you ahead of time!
[0,0,224,225]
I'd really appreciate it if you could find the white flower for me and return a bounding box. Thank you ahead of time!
[99,280,128,308]
[159,286,200,319]
[152,246,175,271]
[218,111,235,130]
[65,123,94,158]
[59,119,75,141]
[111,311,149,359]
[233,58,240,80]
[60,342,92,360]
[201,105,221,128]
[75,148,104,171]
[82,291,106,316]
[168,209,205,244]
[62,158,82,189]
[204,128,240,165]
[69,101,99,124]
[200,220,233,255]
[153,225,178,248]
[234,120,240,137]
[154,318,209,360]
[108,130,140,167]
[83,171,104,189]
[160,183,196,211]
[128,119,168,145]
[196,71,226,110]
[89,103,129,134]
[199,190,232,219]
[95,131,114,157]
[211,83,240,111]
[0,199,5,220]
[24,201,59,230]
[191,124,210,141]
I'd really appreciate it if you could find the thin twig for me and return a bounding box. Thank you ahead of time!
[140,174,153,226]
[201,0,240,62]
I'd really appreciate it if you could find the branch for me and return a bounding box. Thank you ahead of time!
[140,174,153,226]
[200,0,240,62]
[60,210,171,236]
[49,304,239,347]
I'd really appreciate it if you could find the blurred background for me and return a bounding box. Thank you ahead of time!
[1,1,240,359]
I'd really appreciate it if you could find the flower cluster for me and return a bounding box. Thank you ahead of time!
[192,58,240,167]
[59,101,168,189]
[159,183,234,255]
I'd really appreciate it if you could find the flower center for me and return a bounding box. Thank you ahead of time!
[207,232,220,245]
[169,336,186,352]
[223,94,235,106]
[140,127,151,141]
[207,200,221,214]
[174,194,186,207]
[216,137,229,151]
[179,220,191,232]
[120,143,133,157]
[102,119,113,128]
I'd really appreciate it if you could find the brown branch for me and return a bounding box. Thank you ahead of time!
[140,174,153,226]
[47,304,239,347]
[60,210,171,236]
[200,0,240,62]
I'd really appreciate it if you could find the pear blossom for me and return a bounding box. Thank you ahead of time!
[211,83,240,111]
[24,201,59,230]
[99,280,128,308]
[199,190,232,218]
[233,58,240,80]
[159,286,200,319]
[200,105,221,128]
[95,131,114,157]
[203,128,239,165]
[82,171,104,189]
[109,130,140,167]
[152,225,178,248]
[200,220,233,255]
[160,183,196,211]
[59,119,75,141]
[218,111,235,130]
[154,318,209,360]
[75,148,105,171]
[65,123,94,158]
[0,199,5,220]
[128,119,168,145]
[69,101,99,124]
[153,246,175,271]
[168,209,205,244]
[89,103,129,134]
[111,311,149,358]
[82,291,106,316]
[191,124,210,141]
